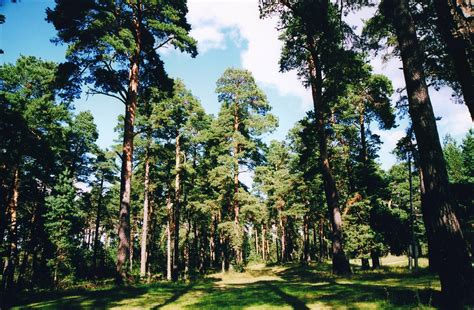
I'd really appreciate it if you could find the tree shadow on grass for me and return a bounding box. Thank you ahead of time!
[12,286,150,309]
[265,283,310,310]
[187,280,292,309]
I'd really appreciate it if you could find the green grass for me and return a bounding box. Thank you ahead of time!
[11,258,441,309]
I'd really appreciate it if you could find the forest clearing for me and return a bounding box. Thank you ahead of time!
[1,0,473,309]
[13,257,441,309]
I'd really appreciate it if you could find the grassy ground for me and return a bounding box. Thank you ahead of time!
[11,257,440,309]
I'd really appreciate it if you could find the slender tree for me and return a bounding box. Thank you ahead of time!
[47,0,197,283]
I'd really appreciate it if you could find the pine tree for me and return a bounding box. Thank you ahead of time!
[47,0,197,283]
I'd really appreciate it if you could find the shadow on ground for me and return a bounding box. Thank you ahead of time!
[11,264,441,309]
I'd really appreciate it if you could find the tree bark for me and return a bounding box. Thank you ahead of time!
[172,134,181,281]
[2,164,20,292]
[279,207,286,262]
[419,168,439,272]
[93,175,104,274]
[434,0,474,119]
[140,137,151,278]
[361,258,370,270]
[371,250,381,269]
[307,41,351,275]
[166,195,172,281]
[303,214,310,263]
[384,0,472,305]
[116,0,142,285]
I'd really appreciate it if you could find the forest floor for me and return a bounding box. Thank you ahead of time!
[12,256,440,309]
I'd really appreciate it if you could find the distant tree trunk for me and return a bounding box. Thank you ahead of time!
[279,207,286,262]
[361,258,370,270]
[255,227,259,256]
[233,104,240,225]
[232,103,242,264]
[184,219,191,279]
[262,225,267,261]
[419,169,439,272]
[319,218,325,261]
[129,215,135,273]
[303,215,310,263]
[312,224,317,260]
[93,175,104,274]
[307,41,351,275]
[384,0,472,305]
[3,164,20,292]
[140,137,151,278]
[371,250,381,269]
[172,134,181,281]
[434,0,474,119]
[166,195,172,281]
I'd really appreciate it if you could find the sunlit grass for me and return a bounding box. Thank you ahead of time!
[12,257,440,309]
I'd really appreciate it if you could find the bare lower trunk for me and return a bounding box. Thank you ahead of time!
[303,215,310,263]
[166,195,172,281]
[319,219,324,261]
[2,165,20,292]
[361,258,370,270]
[385,0,472,305]
[262,225,266,261]
[93,175,104,274]
[307,42,351,275]
[371,250,380,269]
[129,216,134,272]
[279,208,286,262]
[140,140,151,278]
[172,134,181,281]
[419,169,439,272]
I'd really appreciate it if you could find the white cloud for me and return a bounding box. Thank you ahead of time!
[187,0,312,111]
[186,0,473,171]
[190,25,225,53]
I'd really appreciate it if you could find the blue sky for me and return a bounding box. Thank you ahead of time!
[1,0,472,172]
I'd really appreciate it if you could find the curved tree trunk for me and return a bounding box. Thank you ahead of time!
[384,0,472,305]
[307,41,351,275]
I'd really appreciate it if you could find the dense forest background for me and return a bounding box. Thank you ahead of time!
[0,0,472,308]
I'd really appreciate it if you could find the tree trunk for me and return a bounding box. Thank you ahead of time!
[279,208,286,262]
[384,0,472,305]
[166,195,172,281]
[307,41,351,275]
[420,169,439,272]
[255,227,259,256]
[262,225,267,261]
[434,0,474,119]
[371,250,380,269]
[3,165,20,292]
[116,1,142,285]
[303,215,310,263]
[319,218,325,261]
[93,175,104,274]
[129,215,135,273]
[140,138,151,278]
[172,134,181,281]
[361,258,370,270]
